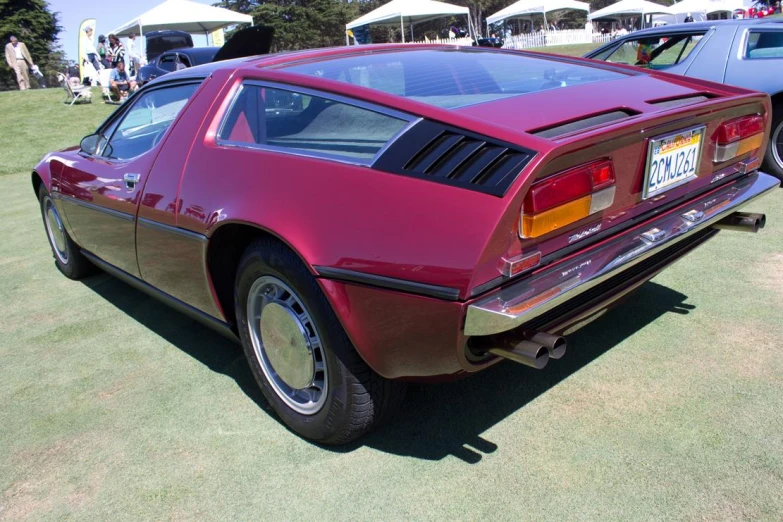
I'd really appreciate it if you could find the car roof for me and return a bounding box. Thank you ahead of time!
[625,18,782,37]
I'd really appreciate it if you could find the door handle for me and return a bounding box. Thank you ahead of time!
[124,173,141,190]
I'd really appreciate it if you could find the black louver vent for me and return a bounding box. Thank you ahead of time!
[373,120,535,197]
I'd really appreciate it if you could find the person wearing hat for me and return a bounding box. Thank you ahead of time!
[4,35,35,90]
[684,12,695,22]
[97,34,110,68]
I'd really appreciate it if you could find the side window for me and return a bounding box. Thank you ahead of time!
[600,34,704,68]
[104,83,199,160]
[158,54,177,72]
[217,85,409,162]
[746,31,783,59]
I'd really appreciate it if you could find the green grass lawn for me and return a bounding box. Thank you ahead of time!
[1,83,783,520]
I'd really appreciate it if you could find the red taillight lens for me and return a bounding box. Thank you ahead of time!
[523,160,615,213]
[713,114,765,163]
[590,161,615,189]
[521,160,616,239]
[714,115,764,145]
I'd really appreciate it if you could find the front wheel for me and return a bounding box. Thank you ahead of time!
[234,238,405,444]
[763,106,783,183]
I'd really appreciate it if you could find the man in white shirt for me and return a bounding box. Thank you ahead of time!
[4,36,34,90]
[127,33,141,75]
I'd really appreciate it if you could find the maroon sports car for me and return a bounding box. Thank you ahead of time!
[34,45,779,443]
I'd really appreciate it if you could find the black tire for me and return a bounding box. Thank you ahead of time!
[234,238,406,444]
[763,105,783,183]
[38,186,94,280]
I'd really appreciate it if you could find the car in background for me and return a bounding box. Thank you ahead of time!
[144,30,193,62]
[136,47,218,86]
[34,44,779,443]
[748,3,777,18]
[585,19,783,181]
[136,25,275,87]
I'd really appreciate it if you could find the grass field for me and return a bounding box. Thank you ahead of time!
[1,66,783,520]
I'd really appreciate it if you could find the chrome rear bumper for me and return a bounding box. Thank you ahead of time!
[465,172,780,336]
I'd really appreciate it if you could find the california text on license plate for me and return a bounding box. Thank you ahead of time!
[643,126,705,199]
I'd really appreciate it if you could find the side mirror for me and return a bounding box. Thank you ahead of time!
[80,133,108,156]
[80,133,101,155]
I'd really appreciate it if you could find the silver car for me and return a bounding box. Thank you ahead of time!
[586,19,783,181]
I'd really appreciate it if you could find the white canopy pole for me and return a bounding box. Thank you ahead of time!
[401,14,405,42]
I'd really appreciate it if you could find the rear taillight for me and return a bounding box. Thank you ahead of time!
[713,115,765,163]
[521,160,616,239]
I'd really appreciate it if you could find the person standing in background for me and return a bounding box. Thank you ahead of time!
[127,33,141,75]
[97,35,110,68]
[107,34,125,68]
[82,26,101,73]
[4,36,35,90]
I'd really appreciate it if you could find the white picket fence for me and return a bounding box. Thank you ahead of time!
[503,30,613,50]
[409,31,613,50]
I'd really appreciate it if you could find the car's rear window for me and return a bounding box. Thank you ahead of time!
[746,30,783,59]
[280,49,626,109]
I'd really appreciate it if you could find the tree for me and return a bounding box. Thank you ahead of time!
[0,0,63,91]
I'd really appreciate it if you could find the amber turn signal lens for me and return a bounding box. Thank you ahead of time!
[736,133,763,157]
[521,195,591,238]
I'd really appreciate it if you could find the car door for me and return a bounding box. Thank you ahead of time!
[58,82,200,277]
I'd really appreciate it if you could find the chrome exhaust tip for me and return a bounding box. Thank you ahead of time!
[529,331,567,360]
[469,330,562,369]
[713,212,766,233]
[488,341,549,370]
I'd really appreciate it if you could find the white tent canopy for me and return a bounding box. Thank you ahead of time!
[668,0,744,14]
[110,0,253,37]
[487,0,590,25]
[346,0,470,41]
[588,0,673,20]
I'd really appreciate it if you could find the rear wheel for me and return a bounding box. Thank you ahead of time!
[763,105,783,182]
[234,238,405,444]
[38,186,93,279]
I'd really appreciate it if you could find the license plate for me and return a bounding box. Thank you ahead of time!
[643,126,705,199]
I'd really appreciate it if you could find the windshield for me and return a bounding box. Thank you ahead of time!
[281,49,626,109]
[593,33,705,70]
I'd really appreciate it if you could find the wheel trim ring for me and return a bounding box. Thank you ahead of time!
[43,197,68,264]
[247,276,327,416]
[772,119,783,170]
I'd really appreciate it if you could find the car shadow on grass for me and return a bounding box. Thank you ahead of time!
[81,274,693,463]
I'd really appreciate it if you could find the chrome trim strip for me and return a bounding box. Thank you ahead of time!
[314,266,461,301]
[465,172,780,336]
[137,217,207,243]
[56,193,135,222]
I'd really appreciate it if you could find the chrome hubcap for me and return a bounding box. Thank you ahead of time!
[43,197,68,264]
[773,120,783,171]
[247,276,327,415]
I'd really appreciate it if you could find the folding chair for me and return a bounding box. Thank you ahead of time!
[58,73,92,106]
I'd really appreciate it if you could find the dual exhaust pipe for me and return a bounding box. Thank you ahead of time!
[471,211,766,369]
[471,331,566,370]
[713,212,766,233]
